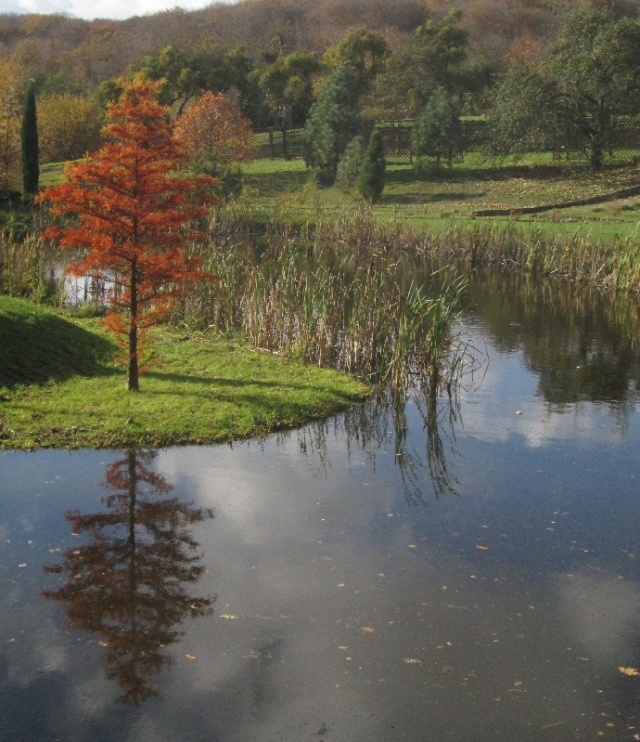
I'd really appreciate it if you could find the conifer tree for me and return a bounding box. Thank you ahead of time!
[358,128,386,203]
[411,88,460,169]
[39,77,217,391]
[304,69,361,186]
[21,80,39,197]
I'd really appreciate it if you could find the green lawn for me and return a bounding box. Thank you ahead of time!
[241,157,640,241]
[20,154,640,243]
[0,296,369,450]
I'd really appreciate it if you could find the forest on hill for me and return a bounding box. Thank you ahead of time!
[3,0,640,190]
[0,0,613,93]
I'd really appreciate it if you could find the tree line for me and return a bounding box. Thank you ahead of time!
[3,0,640,193]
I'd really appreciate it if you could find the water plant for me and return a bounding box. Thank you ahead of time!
[178,216,468,390]
[0,228,61,302]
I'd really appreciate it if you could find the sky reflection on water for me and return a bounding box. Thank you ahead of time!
[1,277,639,742]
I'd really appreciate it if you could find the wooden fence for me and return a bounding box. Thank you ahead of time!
[255,118,640,165]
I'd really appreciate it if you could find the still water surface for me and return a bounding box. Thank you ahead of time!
[1,274,639,741]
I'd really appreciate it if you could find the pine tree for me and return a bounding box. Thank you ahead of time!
[20,80,39,198]
[304,69,361,186]
[358,128,386,203]
[411,88,461,170]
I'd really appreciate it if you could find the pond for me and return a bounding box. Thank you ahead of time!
[1,272,639,742]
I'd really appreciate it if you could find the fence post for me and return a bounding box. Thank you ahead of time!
[268,128,275,159]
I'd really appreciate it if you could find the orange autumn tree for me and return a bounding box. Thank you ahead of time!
[39,77,217,391]
[173,91,256,166]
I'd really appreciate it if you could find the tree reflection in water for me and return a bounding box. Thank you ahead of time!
[43,450,215,704]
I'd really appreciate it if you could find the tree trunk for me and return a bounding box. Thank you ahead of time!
[128,262,139,391]
[589,131,604,170]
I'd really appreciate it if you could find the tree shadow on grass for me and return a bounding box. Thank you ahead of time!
[144,370,361,404]
[0,305,115,389]
[245,168,308,197]
[385,161,607,185]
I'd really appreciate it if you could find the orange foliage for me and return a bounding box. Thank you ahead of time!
[38,76,217,391]
[173,91,256,164]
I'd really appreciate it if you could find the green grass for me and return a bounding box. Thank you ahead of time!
[0,296,369,450]
[29,153,640,242]
[39,161,66,188]
[241,157,640,241]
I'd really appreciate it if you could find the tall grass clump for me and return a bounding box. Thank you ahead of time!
[402,220,640,291]
[177,216,468,390]
[0,229,62,302]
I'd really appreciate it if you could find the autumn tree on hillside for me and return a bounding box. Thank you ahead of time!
[0,62,23,191]
[174,91,256,164]
[38,77,217,391]
[174,91,255,199]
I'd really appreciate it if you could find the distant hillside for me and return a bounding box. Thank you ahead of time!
[0,0,615,93]
[0,0,426,91]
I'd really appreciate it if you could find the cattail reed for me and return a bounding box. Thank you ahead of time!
[0,229,62,303]
[179,217,468,388]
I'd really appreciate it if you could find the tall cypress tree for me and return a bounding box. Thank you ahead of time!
[21,81,39,198]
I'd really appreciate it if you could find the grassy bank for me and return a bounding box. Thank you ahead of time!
[0,297,369,450]
[241,158,640,242]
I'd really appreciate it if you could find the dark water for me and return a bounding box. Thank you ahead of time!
[1,274,639,742]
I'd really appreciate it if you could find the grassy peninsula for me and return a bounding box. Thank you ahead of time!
[0,296,369,450]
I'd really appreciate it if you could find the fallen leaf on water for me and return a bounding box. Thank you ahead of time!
[361,626,375,634]
[403,658,422,665]
[185,653,197,660]
[97,640,110,647]
[476,545,489,550]
[618,666,640,677]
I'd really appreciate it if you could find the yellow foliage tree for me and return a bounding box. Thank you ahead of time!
[38,94,104,164]
[0,61,24,190]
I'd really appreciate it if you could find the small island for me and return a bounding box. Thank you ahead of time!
[0,295,370,450]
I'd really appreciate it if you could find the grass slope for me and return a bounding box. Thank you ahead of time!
[242,158,640,242]
[0,297,369,450]
[0,296,114,388]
